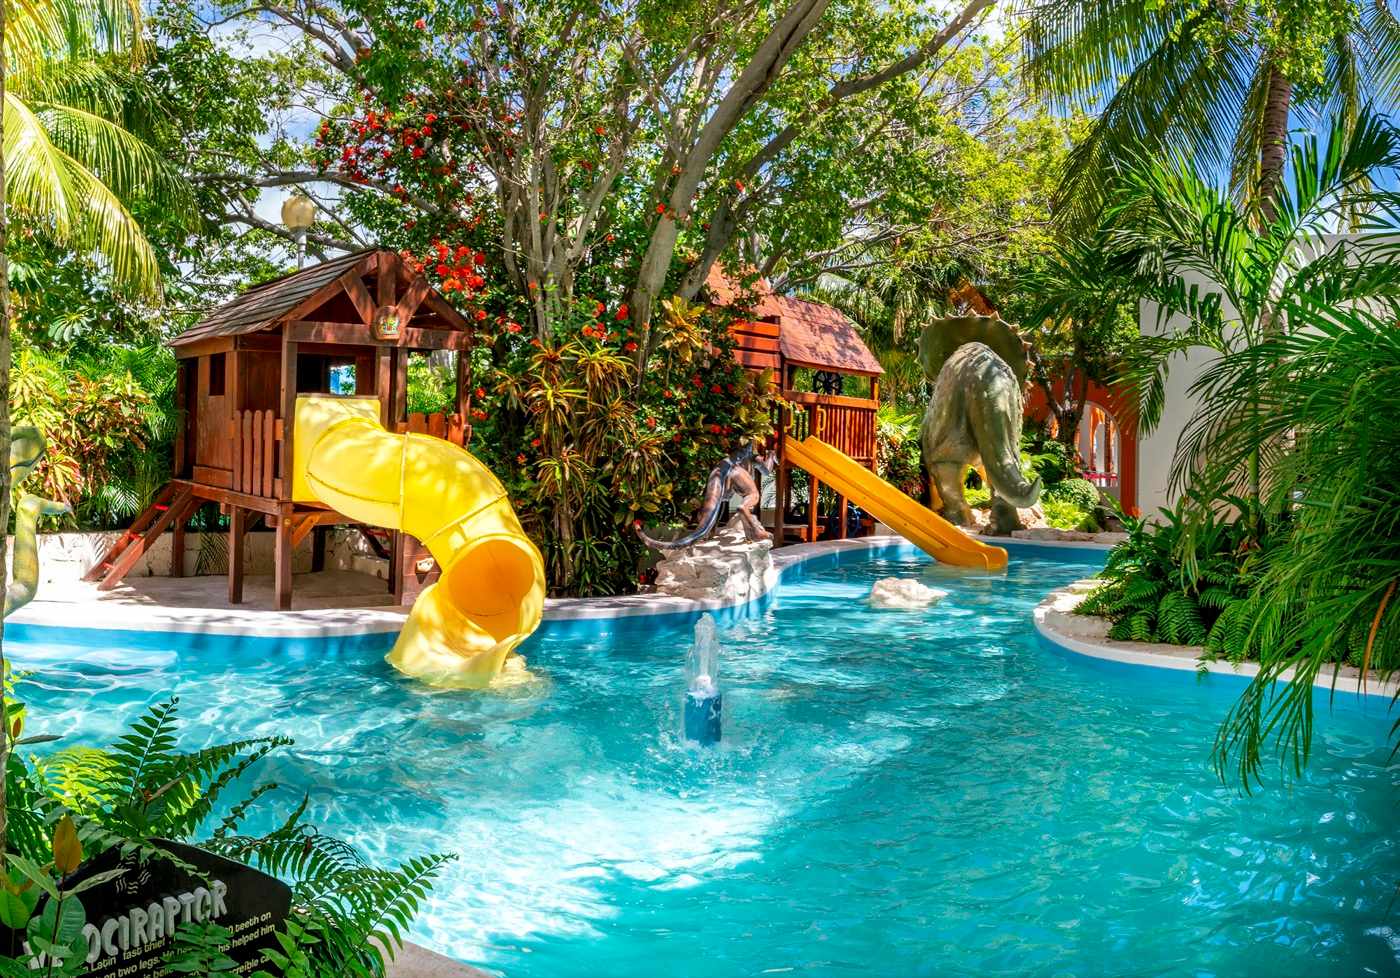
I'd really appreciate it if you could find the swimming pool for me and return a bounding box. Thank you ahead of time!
[13,546,1400,977]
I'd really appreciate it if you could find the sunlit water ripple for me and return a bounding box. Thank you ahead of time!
[12,549,1400,977]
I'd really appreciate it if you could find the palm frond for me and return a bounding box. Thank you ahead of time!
[33,100,192,216]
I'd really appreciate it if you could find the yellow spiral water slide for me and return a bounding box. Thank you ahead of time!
[292,395,545,688]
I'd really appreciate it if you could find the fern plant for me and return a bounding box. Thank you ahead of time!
[4,699,451,977]
[1076,493,1264,652]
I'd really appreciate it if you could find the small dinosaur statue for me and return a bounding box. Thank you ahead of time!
[637,444,776,550]
[5,428,69,618]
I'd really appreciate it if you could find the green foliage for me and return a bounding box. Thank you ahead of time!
[1,700,450,977]
[808,98,1082,415]
[1041,499,1095,532]
[1076,496,1262,650]
[469,297,776,596]
[9,339,177,528]
[165,922,239,975]
[1202,303,1400,785]
[1094,107,1400,782]
[874,404,923,500]
[1044,478,1099,511]
[1022,0,1400,226]
[964,485,991,510]
[1020,427,1079,487]
[2,0,194,296]
[404,355,456,416]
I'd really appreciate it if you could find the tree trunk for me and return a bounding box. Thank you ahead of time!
[629,0,833,370]
[1252,62,1291,523]
[1257,62,1293,225]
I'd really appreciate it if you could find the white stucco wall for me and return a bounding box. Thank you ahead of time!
[1134,231,1388,518]
[1135,294,1223,518]
[6,528,382,588]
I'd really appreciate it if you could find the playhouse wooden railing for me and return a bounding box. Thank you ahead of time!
[228,409,467,501]
[784,391,877,467]
[394,411,468,446]
[230,409,279,497]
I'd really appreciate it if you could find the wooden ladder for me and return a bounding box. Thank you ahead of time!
[84,484,200,591]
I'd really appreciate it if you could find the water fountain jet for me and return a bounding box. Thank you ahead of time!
[683,614,722,745]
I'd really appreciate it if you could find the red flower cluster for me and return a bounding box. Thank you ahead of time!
[401,241,489,317]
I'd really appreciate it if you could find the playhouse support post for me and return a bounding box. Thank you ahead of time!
[772,417,788,542]
[456,348,471,443]
[808,475,820,543]
[227,506,245,604]
[274,506,293,611]
[376,347,393,428]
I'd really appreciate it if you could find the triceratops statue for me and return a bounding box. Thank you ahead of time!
[918,313,1041,536]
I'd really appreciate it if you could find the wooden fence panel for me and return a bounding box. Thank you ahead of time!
[262,410,276,496]
[229,410,282,497]
[250,410,263,498]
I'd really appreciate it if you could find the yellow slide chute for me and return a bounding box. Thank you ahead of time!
[784,435,1008,571]
[292,395,545,688]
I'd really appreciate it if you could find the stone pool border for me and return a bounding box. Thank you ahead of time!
[1034,580,1400,702]
[10,533,1106,643]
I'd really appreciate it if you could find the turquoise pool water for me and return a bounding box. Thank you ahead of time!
[12,546,1400,977]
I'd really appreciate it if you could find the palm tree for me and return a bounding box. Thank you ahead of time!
[1019,231,1139,450]
[1209,302,1400,786]
[0,0,187,859]
[1104,108,1400,782]
[1021,0,1400,226]
[1112,108,1400,515]
[6,0,186,292]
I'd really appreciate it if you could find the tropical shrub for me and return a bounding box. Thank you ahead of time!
[5,697,447,977]
[1043,477,1098,511]
[1020,427,1078,488]
[1105,108,1400,781]
[1041,499,1094,532]
[466,296,776,596]
[10,342,178,528]
[963,484,991,509]
[875,404,923,499]
[1196,305,1400,782]
[1076,497,1261,647]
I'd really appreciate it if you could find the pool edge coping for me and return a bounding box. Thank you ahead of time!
[1034,580,1400,702]
[10,533,1108,640]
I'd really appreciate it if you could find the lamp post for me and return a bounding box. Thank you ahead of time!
[280,191,316,269]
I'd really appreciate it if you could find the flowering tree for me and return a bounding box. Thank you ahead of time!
[194,0,999,359]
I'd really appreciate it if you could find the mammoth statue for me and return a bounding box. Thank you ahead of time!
[918,314,1041,536]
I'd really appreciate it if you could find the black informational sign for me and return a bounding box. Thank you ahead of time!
[4,839,291,977]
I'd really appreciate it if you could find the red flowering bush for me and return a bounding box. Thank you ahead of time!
[460,295,775,596]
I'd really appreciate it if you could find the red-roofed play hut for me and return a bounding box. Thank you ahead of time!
[704,272,884,545]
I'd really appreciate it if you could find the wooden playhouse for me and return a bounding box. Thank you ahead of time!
[704,272,884,544]
[88,249,477,609]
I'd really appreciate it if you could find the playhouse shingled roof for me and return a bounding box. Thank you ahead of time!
[170,250,373,348]
[170,248,471,350]
[704,268,884,376]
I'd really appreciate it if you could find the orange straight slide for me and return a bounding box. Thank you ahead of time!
[784,436,1008,571]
